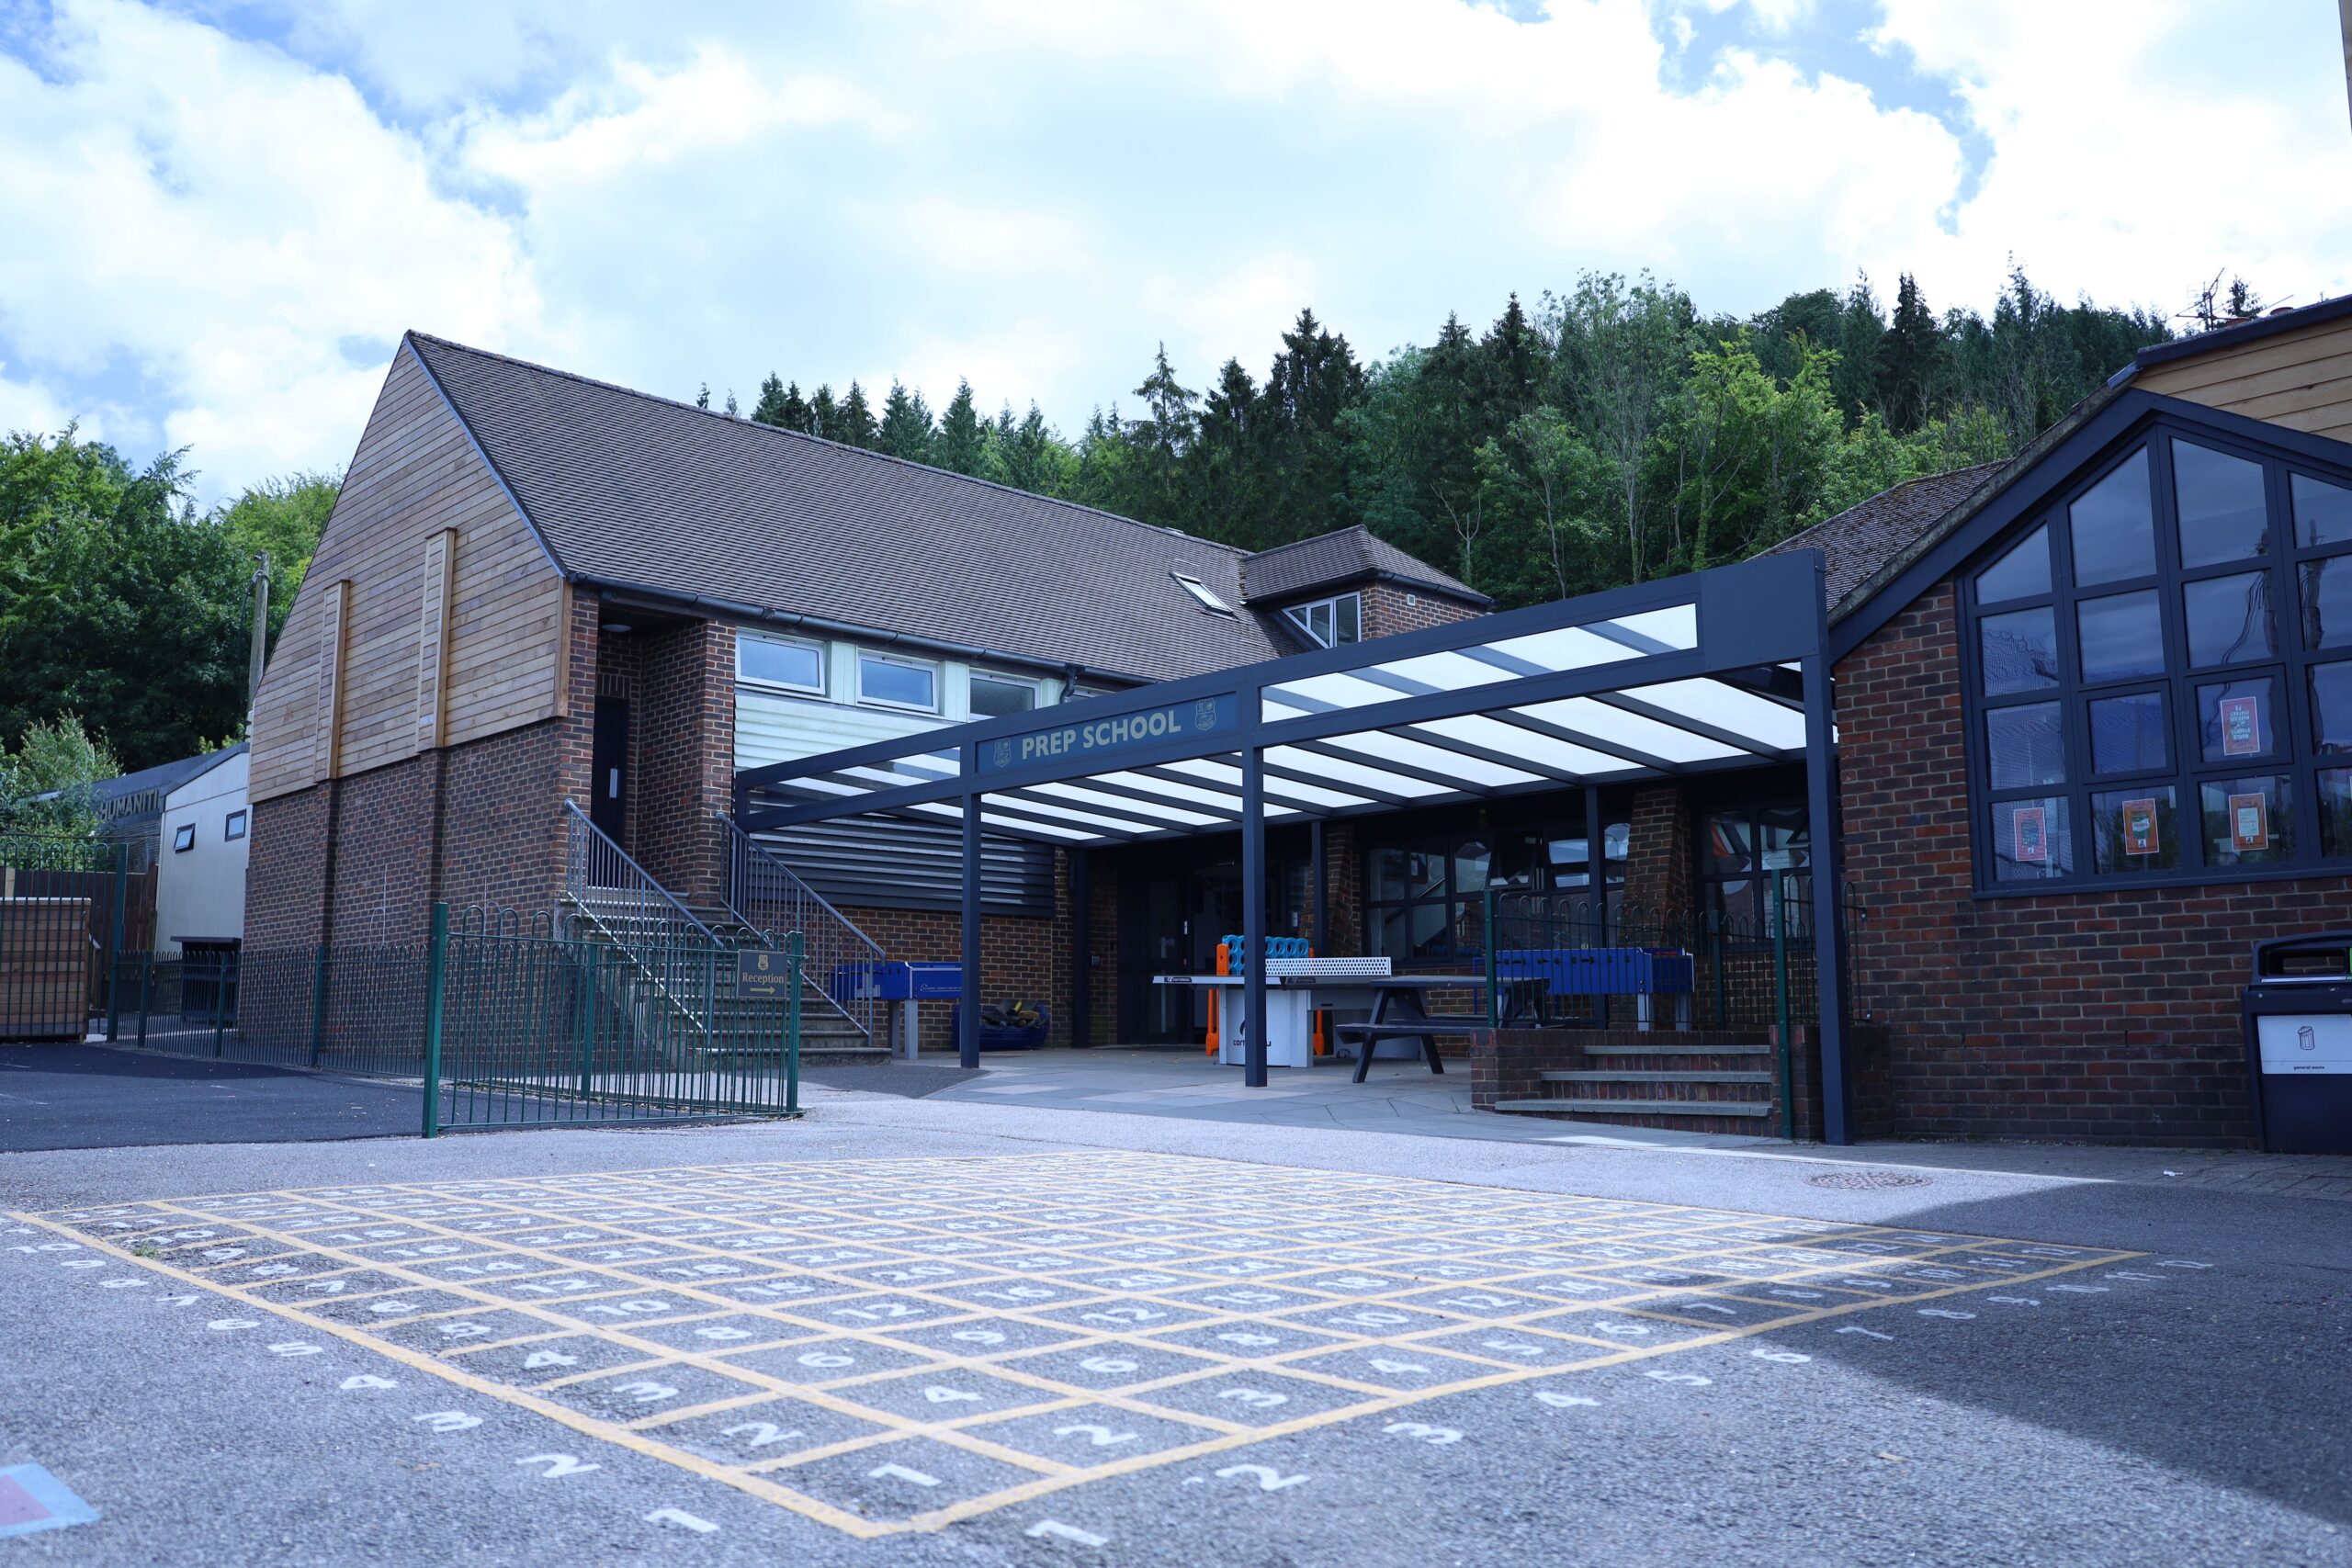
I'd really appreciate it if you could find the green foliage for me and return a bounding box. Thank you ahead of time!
[0,712,118,836]
[934,380,986,477]
[214,470,340,637]
[0,430,261,770]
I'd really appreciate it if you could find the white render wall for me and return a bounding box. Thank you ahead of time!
[156,749,249,952]
[732,629,1066,773]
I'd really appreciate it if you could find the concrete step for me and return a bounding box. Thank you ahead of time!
[1539,1070,1775,1085]
[1495,1098,1774,1118]
[1582,1043,1773,1056]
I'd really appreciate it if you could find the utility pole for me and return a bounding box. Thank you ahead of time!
[2341,0,2351,132]
[247,551,270,721]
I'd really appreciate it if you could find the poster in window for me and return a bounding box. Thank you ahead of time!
[2012,805,2048,864]
[2120,796,2160,856]
[2228,791,2269,852]
[2219,694,2262,757]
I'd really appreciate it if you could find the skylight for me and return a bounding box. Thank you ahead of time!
[1171,571,1236,616]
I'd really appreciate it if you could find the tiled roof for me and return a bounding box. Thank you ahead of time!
[1241,525,1484,604]
[1763,464,2007,616]
[406,334,1293,683]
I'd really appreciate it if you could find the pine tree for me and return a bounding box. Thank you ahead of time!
[1477,292,1543,418]
[695,382,710,411]
[1875,273,1943,434]
[808,384,839,440]
[1832,275,1884,419]
[877,381,934,462]
[723,389,739,417]
[935,379,986,475]
[839,382,877,448]
[752,373,787,425]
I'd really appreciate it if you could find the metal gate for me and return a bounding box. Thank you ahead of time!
[0,833,146,1043]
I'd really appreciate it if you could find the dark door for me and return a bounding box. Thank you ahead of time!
[591,696,630,841]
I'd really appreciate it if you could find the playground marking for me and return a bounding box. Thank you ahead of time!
[14,1151,2138,1540]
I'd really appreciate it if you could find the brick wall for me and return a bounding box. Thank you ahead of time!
[838,903,1057,1054]
[1359,584,1486,639]
[1835,576,2345,1147]
[1624,784,1690,914]
[246,786,331,949]
[623,620,735,903]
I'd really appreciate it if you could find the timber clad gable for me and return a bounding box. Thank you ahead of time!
[2136,305,2352,446]
[247,342,566,803]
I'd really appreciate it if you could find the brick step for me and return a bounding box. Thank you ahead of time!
[1540,1070,1774,1085]
[1494,1098,1774,1118]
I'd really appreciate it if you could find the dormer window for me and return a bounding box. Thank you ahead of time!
[1284,592,1363,649]
[1171,572,1236,616]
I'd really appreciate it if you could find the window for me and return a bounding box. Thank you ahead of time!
[172,823,196,852]
[855,651,937,712]
[1963,428,2352,891]
[969,671,1041,718]
[223,809,248,842]
[1283,592,1363,649]
[737,634,824,694]
[1170,571,1236,616]
[1365,815,1624,963]
[1699,802,1808,932]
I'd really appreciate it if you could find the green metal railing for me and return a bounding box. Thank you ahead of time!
[424,908,805,1134]
[83,902,805,1137]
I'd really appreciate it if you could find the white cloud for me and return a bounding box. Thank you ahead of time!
[0,0,2346,503]
[0,0,540,499]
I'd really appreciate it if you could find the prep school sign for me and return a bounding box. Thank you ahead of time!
[979,692,1240,774]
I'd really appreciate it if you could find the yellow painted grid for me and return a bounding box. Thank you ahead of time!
[15,1152,2140,1540]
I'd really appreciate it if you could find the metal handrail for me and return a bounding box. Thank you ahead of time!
[716,811,882,1043]
[560,801,718,1054]
[561,800,718,944]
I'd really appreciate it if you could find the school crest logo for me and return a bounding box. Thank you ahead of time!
[1193,699,1219,732]
[991,739,1012,768]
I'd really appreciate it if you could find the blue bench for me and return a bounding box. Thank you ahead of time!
[1495,948,1695,1029]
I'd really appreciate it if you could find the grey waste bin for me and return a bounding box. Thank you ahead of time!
[2241,930,2352,1156]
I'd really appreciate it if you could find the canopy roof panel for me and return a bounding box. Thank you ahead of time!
[736,550,1829,846]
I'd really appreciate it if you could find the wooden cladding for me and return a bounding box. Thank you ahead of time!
[314,580,351,779]
[2140,310,2352,446]
[247,341,570,803]
[416,529,457,751]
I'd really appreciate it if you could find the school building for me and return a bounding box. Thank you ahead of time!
[246,296,2352,1146]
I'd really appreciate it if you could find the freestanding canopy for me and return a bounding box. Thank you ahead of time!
[736,549,1853,1142]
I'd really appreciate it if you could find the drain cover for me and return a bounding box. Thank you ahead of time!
[1806,1169,1930,1190]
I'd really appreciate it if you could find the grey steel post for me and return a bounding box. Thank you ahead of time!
[1802,639,1851,1145]
[959,763,982,1070]
[1241,743,1267,1089]
[1310,818,1329,953]
[1585,784,1604,1024]
[247,550,270,719]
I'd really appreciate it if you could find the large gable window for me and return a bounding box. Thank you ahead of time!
[1964,427,2352,891]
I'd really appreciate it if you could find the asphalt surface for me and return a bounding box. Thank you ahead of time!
[0,1045,424,1151]
[1,1095,2346,1567]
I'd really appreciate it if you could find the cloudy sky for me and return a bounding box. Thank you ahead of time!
[3,0,2348,502]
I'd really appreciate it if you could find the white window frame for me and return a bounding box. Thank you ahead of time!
[1283,592,1363,649]
[968,670,1044,718]
[172,823,196,852]
[856,649,941,713]
[223,808,248,842]
[1171,571,1237,616]
[736,632,827,695]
